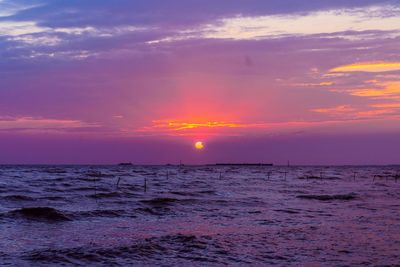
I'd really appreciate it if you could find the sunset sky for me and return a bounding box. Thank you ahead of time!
[1,0,400,164]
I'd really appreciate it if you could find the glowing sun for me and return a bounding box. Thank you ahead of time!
[195,141,204,150]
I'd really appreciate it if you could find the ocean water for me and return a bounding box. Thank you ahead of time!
[0,165,400,266]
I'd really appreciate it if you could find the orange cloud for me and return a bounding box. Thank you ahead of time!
[135,118,367,138]
[350,81,400,98]
[319,81,334,86]
[311,104,400,121]
[330,62,400,73]
[289,81,334,87]
[138,120,268,134]
[311,105,355,114]
[164,121,246,131]
[356,108,396,118]
[371,103,400,108]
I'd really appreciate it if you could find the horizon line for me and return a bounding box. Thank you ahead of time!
[0,163,399,167]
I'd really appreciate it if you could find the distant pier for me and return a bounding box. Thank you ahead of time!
[214,163,273,166]
[118,162,134,166]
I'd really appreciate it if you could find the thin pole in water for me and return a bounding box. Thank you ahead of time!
[116,177,121,189]
[144,177,147,192]
[353,172,356,181]
[93,177,98,203]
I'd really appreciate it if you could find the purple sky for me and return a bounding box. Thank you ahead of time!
[0,0,400,164]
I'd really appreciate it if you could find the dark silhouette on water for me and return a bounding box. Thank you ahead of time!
[12,207,70,221]
[297,194,357,201]
[214,163,273,166]
[118,162,133,166]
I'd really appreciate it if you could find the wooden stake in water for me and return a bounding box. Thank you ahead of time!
[267,172,271,180]
[353,172,356,181]
[219,172,222,179]
[144,177,147,192]
[116,177,121,189]
[93,177,98,203]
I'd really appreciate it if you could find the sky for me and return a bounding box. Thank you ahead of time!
[0,0,400,165]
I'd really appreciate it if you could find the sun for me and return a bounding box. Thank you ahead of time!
[194,141,204,150]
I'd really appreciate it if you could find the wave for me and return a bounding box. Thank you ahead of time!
[2,195,35,201]
[87,192,122,199]
[140,197,178,207]
[169,190,217,197]
[296,193,357,201]
[44,168,67,174]
[39,196,65,201]
[76,209,126,218]
[10,207,70,222]
[140,197,201,207]
[298,175,342,180]
[23,234,222,265]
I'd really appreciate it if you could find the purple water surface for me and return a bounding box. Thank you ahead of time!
[0,165,399,266]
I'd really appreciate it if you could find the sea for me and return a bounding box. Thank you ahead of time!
[0,165,399,266]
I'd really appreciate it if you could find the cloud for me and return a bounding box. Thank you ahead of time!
[0,116,97,132]
[199,5,400,40]
[0,0,399,140]
[356,108,397,118]
[10,34,62,46]
[350,81,400,98]
[330,62,400,73]
[135,117,384,137]
[0,0,41,17]
[310,103,400,122]
[311,105,355,114]
[0,21,148,44]
[146,120,269,132]
[1,1,398,51]
[0,20,46,36]
[371,103,400,108]
[309,63,400,122]
[7,0,390,28]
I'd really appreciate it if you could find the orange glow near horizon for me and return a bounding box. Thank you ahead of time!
[135,119,259,138]
[135,118,338,138]
[167,121,245,130]
[145,119,272,136]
